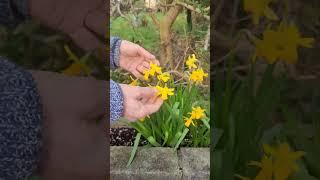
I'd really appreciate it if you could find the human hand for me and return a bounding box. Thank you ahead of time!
[29,0,105,55]
[119,84,163,121]
[119,40,159,79]
[30,70,107,180]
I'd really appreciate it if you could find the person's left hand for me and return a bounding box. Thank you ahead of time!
[119,40,159,79]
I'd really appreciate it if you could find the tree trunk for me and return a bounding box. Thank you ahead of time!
[158,5,182,68]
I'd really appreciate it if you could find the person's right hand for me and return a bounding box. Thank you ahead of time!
[119,84,163,121]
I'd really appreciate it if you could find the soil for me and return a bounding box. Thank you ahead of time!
[110,127,195,147]
[110,127,148,146]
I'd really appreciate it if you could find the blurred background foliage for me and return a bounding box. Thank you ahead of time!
[212,0,320,179]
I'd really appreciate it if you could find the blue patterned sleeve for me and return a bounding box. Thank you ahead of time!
[110,80,124,122]
[110,36,122,69]
[109,36,124,122]
[0,57,42,179]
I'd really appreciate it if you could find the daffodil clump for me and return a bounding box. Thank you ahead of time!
[186,54,209,84]
[127,55,209,166]
[236,143,305,180]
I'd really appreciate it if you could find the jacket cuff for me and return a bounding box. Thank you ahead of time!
[110,80,123,122]
[110,36,122,69]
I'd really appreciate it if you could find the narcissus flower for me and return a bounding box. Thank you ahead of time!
[184,116,195,128]
[155,85,174,100]
[189,68,208,83]
[143,70,151,80]
[263,143,305,180]
[189,106,205,119]
[129,76,138,86]
[244,0,278,25]
[149,62,162,76]
[254,22,314,64]
[186,54,198,69]
[157,72,170,82]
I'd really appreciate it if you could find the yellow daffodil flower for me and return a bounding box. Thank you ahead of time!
[62,62,90,76]
[276,22,315,64]
[189,106,205,119]
[263,143,305,180]
[186,54,198,70]
[248,155,273,180]
[184,116,195,128]
[143,70,151,80]
[254,22,315,64]
[244,0,278,25]
[155,85,174,100]
[254,28,282,64]
[149,62,162,76]
[189,68,208,83]
[129,76,138,86]
[157,72,170,83]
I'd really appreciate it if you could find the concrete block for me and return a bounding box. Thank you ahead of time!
[178,148,210,180]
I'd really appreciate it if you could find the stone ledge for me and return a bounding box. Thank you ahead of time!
[178,148,210,180]
[110,146,210,180]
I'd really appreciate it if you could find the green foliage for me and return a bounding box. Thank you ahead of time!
[212,58,285,178]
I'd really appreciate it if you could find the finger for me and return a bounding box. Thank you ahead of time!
[145,97,163,115]
[138,87,158,99]
[136,45,155,60]
[131,70,143,79]
[142,61,150,69]
[152,59,160,66]
[69,27,105,61]
[84,10,106,37]
[137,65,149,74]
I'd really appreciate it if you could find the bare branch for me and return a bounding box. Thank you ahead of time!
[159,1,210,20]
[149,12,160,27]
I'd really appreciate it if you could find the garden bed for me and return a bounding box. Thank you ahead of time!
[110,127,210,180]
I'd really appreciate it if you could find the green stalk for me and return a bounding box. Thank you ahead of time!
[147,136,161,147]
[169,131,183,147]
[201,118,210,129]
[174,128,190,150]
[162,131,169,146]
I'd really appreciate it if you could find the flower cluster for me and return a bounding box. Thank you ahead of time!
[186,54,208,84]
[236,143,305,180]
[184,106,206,128]
[244,0,315,65]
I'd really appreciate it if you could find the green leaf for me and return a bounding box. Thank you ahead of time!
[212,128,224,149]
[127,133,141,167]
[174,128,189,150]
[147,136,161,147]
